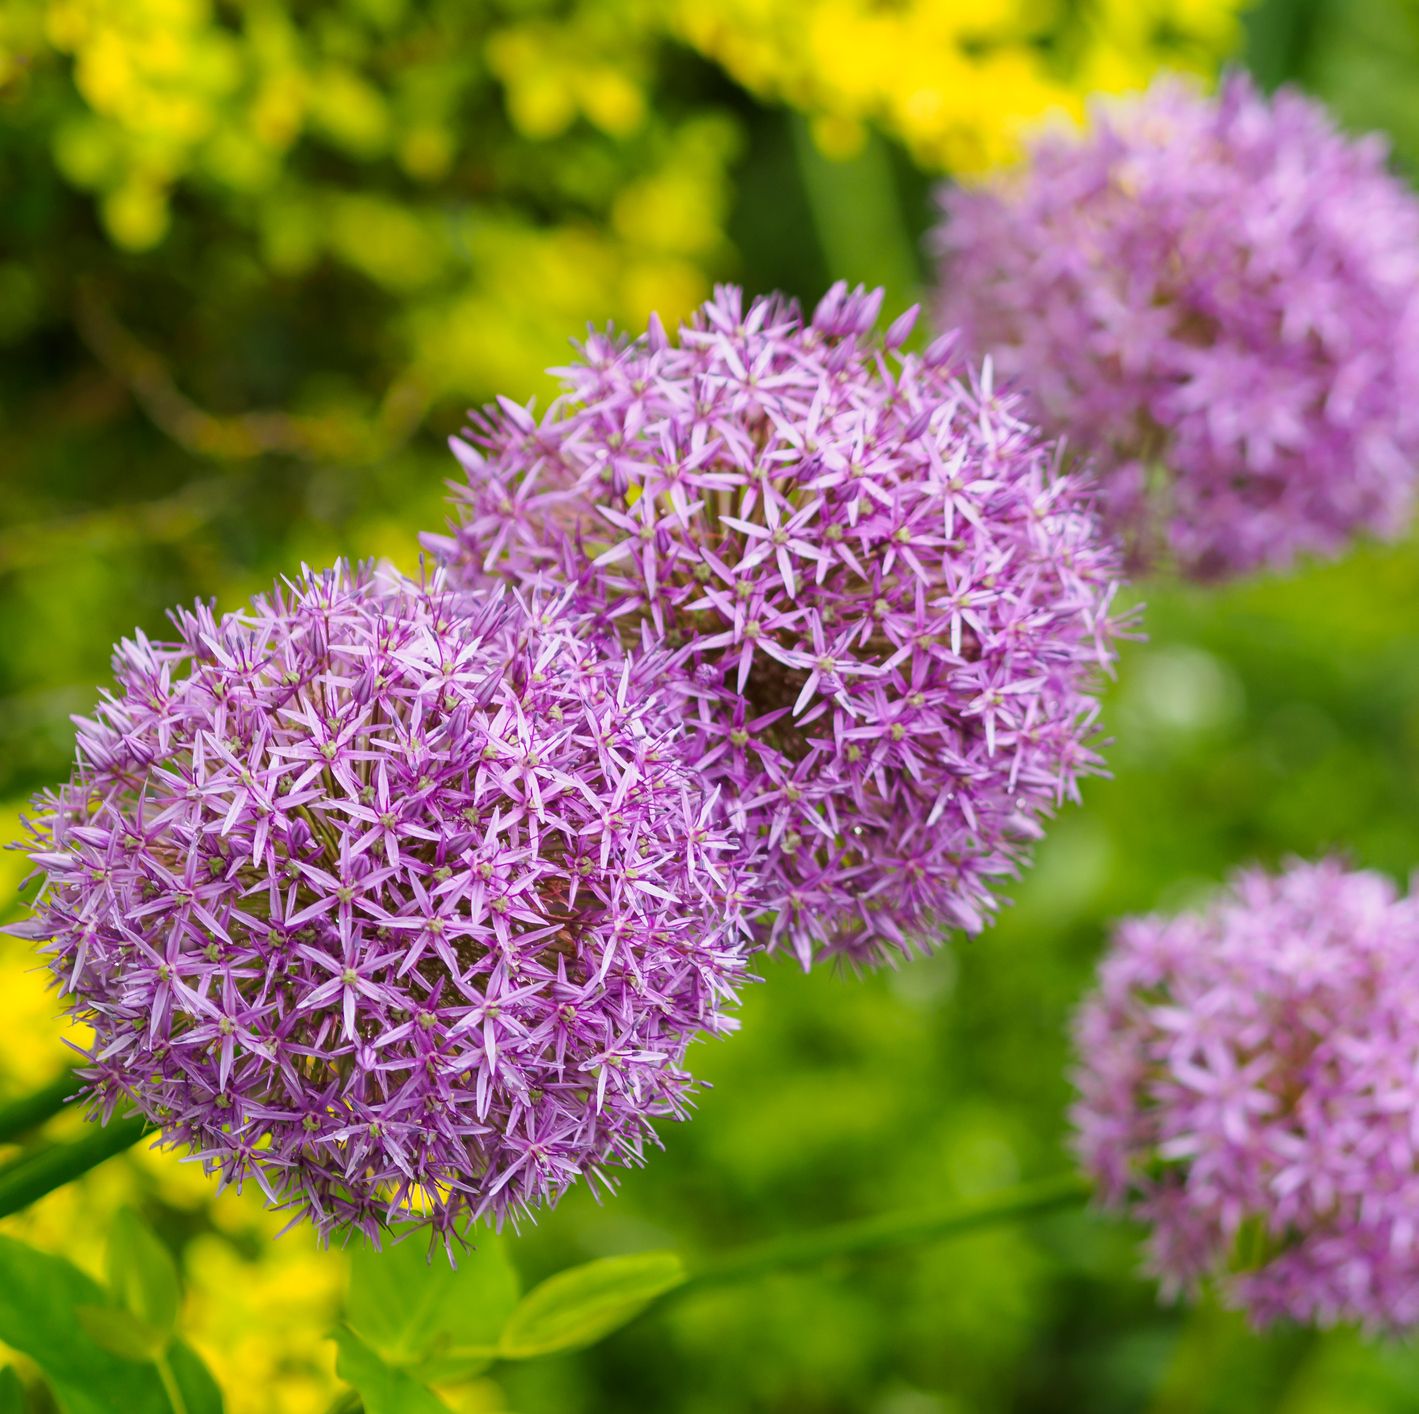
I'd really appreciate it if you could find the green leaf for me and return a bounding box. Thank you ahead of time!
[73,1320,224,1410]
[0,1234,181,1414]
[410,1345,501,1388]
[333,1328,449,1414]
[76,1305,167,1362]
[497,1251,686,1359]
[0,1367,25,1414]
[346,1229,518,1375]
[165,1343,225,1414]
[107,1207,181,1344]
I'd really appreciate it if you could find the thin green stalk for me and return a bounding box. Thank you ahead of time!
[0,1070,80,1145]
[155,1353,189,1414]
[683,1171,1092,1291]
[0,1074,1089,1289]
[0,1117,147,1219]
[790,113,922,314]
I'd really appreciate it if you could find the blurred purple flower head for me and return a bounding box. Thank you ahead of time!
[1074,859,1419,1331]
[934,72,1419,580]
[15,563,750,1244]
[426,283,1125,968]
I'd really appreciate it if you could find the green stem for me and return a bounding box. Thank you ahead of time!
[790,113,922,313]
[0,1070,81,1145]
[0,1077,1090,1287]
[683,1171,1092,1291]
[155,1353,189,1414]
[0,1117,148,1219]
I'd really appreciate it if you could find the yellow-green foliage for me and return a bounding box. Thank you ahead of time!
[1,0,741,410]
[0,0,1245,400]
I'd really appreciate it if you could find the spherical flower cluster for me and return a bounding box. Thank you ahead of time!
[934,72,1419,580]
[427,283,1124,967]
[15,563,750,1242]
[1074,859,1419,1331]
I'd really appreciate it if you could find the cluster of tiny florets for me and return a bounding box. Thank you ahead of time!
[427,282,1125,967]
[15,564,749,1242]
[935,72,1419,580]
[1074,859,1419,1331]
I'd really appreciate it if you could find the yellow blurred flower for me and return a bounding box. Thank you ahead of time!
[662,0,1245,172]
[183,1223,344,1414]
[486,11,650,140]
[0,804,81,1093]
[100,176,170,248]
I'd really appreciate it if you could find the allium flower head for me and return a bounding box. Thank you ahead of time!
[1074,859,1419,1331]
[14,564,749,1243]
[935,72,1419,580]
[427,283,1124,967]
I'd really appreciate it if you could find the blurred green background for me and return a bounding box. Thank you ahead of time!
[5,0,1419,1410]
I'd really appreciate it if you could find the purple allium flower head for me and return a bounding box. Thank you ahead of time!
[13,563,750,1244]
[934,72,1419,580]
[426,283,1125,968]
[1073,859,1419,1331]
